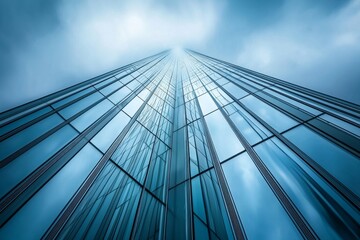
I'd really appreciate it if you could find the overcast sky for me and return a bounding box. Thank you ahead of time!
[0,0,359,112]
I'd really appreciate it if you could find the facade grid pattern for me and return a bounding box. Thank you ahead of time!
[0,49,359,239]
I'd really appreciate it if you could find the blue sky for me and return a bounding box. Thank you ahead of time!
[0,0,359,112]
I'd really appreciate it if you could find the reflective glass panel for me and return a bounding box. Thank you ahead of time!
[0,125,78,198]
[205,110,244,161]
[0,114,63,160]
[197,93,217,115]
[0,107,52,136]
[91,111,130,152]
[0,144,101,240]
[71,99,113,132]
[283,125,360,197]
[58,162,141,239]
[222,153,302,239]
[59,92,103,119]
[108,86,131,104]
[241,95,298,132]
[320,114,360,137]
[123,97,144,117]
[255,138,360,239]
[222,82,248,100]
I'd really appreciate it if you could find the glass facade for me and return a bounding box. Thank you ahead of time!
[0,49,359,239]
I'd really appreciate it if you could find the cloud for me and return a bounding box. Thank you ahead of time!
[236,0,360,103]
[0,0,222,112]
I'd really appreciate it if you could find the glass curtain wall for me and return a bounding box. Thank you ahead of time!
[0,49,359,240]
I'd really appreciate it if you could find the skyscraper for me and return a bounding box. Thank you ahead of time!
[0,49,359,239]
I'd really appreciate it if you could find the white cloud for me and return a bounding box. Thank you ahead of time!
[236,0,360,101]
[1,0,222,111]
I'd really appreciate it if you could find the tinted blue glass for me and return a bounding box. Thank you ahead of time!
[166,182,191,239]
[99,81,123,96]
[0,114,63,160]
[254,138,360,239]
[226,103,272,145]
[169,127,187,187]
[91,111,130,153]
[71,99,113,132]
[127,80,141,90]
[108,86,131,104]
[138,88,151,101]
[52,87,94,109]
[192,177,207,222]
[123,97,144,117]
[187,120,213,177]
[197,93,217,115]
[145,141,169,201]
[120,74,134,85]
[111,123,155,183]
[59,162,141,239]
[0,125,78,198]
[222,153,302,239]
[216,77,229,86]
[241,95,298,132]
[205,110,244,162]
[192,170,234,239]
[0,107,52,136]
[283,125,360,197]
[222,82,248,99]
[133,193,164,239]
[209,88,232,106]
[194,216,209,240]
[0,144,101,240]
[94,76,117,89]
[59,92,103,119]
[265,88,321,115]
[320,114,360,137]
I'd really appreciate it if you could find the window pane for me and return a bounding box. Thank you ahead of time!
[123,97,144,117]
[197,93,217,115]
[283,125,360,197]
[187,120,213,176]
[91,111,130,153]
[241,95,298,132]
[0,125,78,198]
[99,81,122,96]
[133,193,164,239]
[0,107,52,136]
[120,75,134,85]
[111,123,156,184]
[254,138,360,239]
[166,182,191,239]
[108,86,131,104]
[320,114,360,137]
[169,127,187,187]
[0,114,63,160]
[209,88,232,106]
[225,103,272,145]
[71,99,113,132]
[126,80,141,91]
[138,88,151,101]
[194,216,209,240]
[192,170,234,239]
[0,144,102,240]
[59,92,103,119]
[265,88,321,115]
[52,87,94,109]
[145,140,170,201]
[222,82,248,99]
[58,162,141,239]
[222,153,302,239]
[205,110,244,162]
[94,76,117,89]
